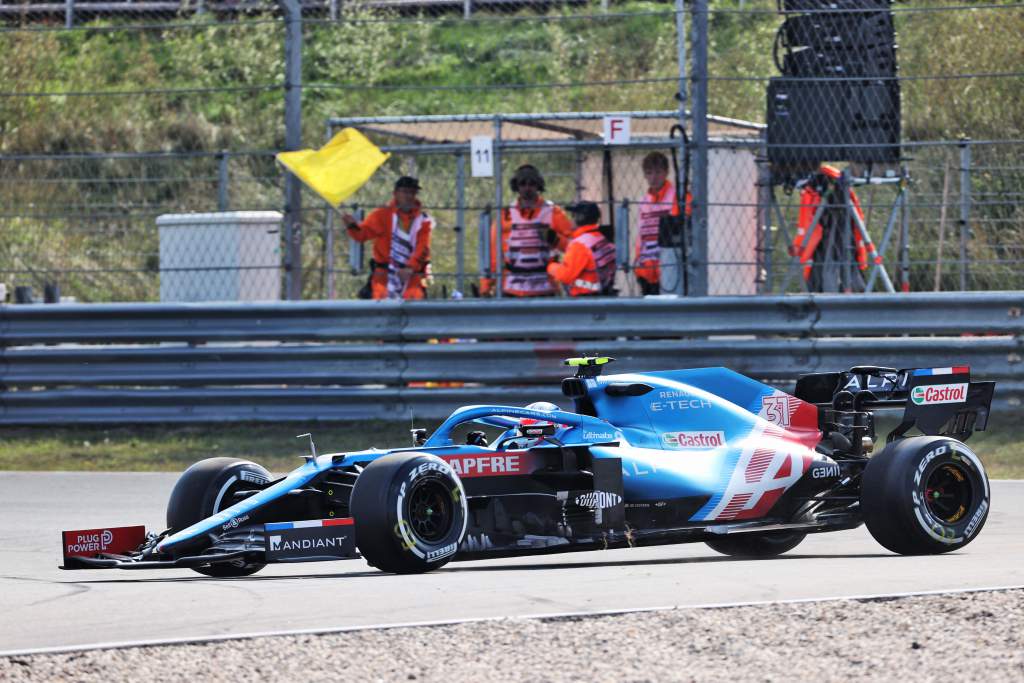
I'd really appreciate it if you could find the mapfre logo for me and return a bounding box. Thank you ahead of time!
[911,383,968,405]
[662,430,726,449]
[445,454,527,478]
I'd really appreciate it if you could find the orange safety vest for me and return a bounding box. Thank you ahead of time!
[348,201,431,300]
[499,201,558,297]
[547,224,617,296]
[634,181,691,284]
[791,165,869,280]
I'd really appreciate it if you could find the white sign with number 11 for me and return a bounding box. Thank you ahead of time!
[470,136,494,177]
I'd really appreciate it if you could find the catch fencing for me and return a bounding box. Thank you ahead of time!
[1,291,1021,424]
[1,2,1022,302]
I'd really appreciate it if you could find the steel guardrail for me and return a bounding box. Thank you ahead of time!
[1,292,1021,424]
[2,292,1022,345]
[1,383,1019,426]
[2,336,1020,387]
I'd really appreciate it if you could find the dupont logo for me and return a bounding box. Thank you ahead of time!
[911,383,968,405]
[662,430,726,449]
[574,491,623,509]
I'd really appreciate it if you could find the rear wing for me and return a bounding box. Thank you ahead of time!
[795,365,994,442]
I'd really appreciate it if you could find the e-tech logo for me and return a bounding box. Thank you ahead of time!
[911,383,968,405]
[662,430,726,450]
[649,390,712,412]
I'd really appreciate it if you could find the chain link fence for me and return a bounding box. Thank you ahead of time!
[1,0,1021,301]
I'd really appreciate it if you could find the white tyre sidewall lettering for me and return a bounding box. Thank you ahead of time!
[909,441,988,545]
[393,456,468,564]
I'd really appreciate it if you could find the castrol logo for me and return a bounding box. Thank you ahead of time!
[662,430,726,449]
[911,383,968,405]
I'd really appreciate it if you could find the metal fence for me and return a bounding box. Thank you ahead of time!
[1,1,1022,302]
[1,291,1021,424]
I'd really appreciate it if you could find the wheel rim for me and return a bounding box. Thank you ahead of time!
[924,463,973,524]
[407,479,453,543]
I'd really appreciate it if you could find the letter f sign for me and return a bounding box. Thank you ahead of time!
[603,116,631,145]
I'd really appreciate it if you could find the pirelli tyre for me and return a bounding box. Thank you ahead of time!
[351,453,468,575]
[861,436,990,555]
[166,457,272,577]
[704,530,807,557]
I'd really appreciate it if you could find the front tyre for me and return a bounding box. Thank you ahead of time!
[166,457,272,577]
[861,436,990,555]
[705,530,807,557]
[350,453,468,574]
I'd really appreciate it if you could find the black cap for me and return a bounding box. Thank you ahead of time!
[394,176,421,191]
[566,201,601,226]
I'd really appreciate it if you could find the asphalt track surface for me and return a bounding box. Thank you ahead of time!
[1,473,1022,655]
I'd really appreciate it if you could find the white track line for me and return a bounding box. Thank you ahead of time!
[2,583,1022,659]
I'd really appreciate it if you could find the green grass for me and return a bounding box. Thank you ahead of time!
[1,420,1019,478]
[0,422,418,473]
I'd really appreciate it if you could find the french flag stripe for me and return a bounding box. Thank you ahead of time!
[914,366,970,376]
[265,518,353,531]
[290,520,325,529]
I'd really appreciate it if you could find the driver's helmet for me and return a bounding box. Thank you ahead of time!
[520,401,561,427]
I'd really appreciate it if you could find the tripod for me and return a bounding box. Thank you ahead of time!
[765,167,907,294]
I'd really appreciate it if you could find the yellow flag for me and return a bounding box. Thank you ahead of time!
[276,128,390,207]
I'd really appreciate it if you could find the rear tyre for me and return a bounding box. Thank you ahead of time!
[705,530,807,557]
[166,457,272,577]
[861,436,990,555]
[350,453,468,574]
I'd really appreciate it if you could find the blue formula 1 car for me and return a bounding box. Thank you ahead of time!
[61,357,995,576]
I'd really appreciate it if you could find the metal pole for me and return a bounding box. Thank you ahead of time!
[689,0,709,296]
[959,138,971,291]
[674,0,688,127]
[455,152,466,296]
[325,210,336,299]
[865,190,903,292]
[463,0,472,20]
[899,165,910,292]
[757,149,773,294]
[281,0,304,301]
[324,122,335,299]
[330,0,339,21]
[840,173,853,292]
[493,116,504,299]
[65,0,73,28]
[217,151,229,212]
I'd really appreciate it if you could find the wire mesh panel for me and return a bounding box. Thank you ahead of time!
[1,0,1022,301]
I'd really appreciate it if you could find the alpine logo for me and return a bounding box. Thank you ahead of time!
[445,454,527,478]
[574,491,623,509]
[911,383,968,405]
[662,430,726,449]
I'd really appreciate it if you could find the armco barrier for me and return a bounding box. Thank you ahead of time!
[2,292,1022,345]
[1,292,1021,424]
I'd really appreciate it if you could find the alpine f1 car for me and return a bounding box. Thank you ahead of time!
[61,357,995,576]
